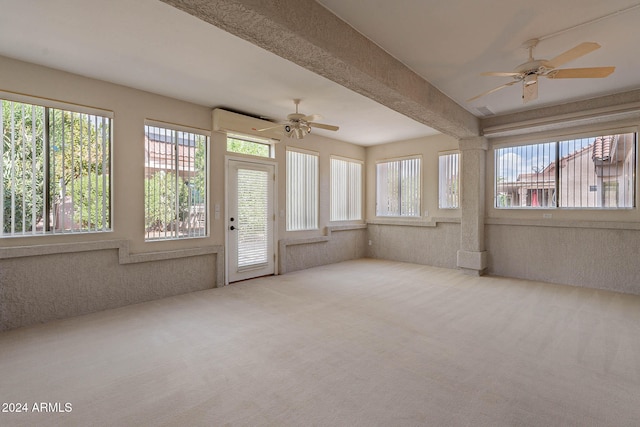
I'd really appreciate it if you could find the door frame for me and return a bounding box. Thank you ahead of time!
[225,155,278,285]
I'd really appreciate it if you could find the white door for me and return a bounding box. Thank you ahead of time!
[227,159,276,282]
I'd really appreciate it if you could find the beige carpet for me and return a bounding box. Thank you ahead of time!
[1,258,640,426]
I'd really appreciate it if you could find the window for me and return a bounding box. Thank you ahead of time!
[1,98,111,236]
[439,152,460,209]
[376,156,421,217]
[495,132,635,208]
[145,124,208,240]
[330,156,362,221]
[286,148,318,230]
[227,134,272,157]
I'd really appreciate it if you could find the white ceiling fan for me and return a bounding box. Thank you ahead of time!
[467,39,615,104]
[255,99,339,139]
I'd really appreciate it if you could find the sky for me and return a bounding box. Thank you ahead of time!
[495,137,597,181]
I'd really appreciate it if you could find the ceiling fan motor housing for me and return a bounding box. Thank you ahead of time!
[515,59,551,76]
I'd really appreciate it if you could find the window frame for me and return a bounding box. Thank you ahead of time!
[144,120,210,241]
[493,129,637,210]
[1,93,113,237]
[330,155,363,222]
[375,154,422,218]
[226,133,274,158]
[286,146,319,231]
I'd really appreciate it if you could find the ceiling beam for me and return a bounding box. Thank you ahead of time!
[159,0,480,139]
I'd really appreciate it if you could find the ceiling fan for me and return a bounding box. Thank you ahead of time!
[467,39,615,104]
[254,99,339,139]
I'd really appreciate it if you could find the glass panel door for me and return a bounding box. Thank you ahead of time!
[227,160,275,282]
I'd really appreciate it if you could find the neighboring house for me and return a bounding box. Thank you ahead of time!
[144,130,198,180]
[496,134,635,208]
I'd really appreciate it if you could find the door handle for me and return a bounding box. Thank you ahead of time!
[229,225,236,231]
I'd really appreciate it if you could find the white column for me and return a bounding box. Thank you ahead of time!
[457,136,488,276]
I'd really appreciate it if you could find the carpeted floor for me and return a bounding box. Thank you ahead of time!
[1,258,640,426]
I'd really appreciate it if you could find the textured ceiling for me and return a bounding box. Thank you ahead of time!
[318,0,640,117]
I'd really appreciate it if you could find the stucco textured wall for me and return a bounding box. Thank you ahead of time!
[0,250,216,331]
[486,224,640,295]
[283,229,367,274]
[367,223,460,269]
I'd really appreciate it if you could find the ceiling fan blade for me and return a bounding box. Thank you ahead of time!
[466,80,519,102]
[252,124,283,132]
[547,42,600,68]
[308,122,339,131]
[481,72,521,77]
[546,66,615,79]
[302,114,322,122]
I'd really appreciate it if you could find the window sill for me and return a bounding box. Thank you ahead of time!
[0,239,224,263]
[367,217,460,227]
[280,224,367,246]
[1,229,114,240]
[485,217,640,230]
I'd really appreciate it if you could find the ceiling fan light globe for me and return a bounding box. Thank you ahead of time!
[291,127,304,139]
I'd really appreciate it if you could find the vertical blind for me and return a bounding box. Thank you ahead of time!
[237,168,270,269]
[438,152,460,209]
[286,149,318,230]
[376,157,421,217]
[330,157,362,221]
